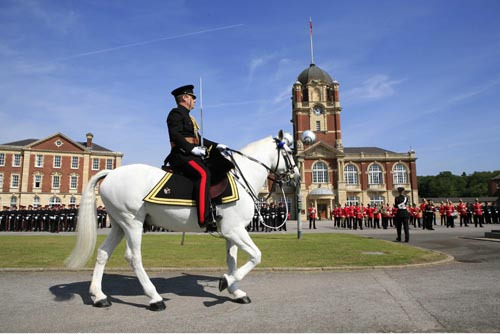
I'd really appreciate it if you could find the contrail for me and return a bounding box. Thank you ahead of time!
[53,24,244,61]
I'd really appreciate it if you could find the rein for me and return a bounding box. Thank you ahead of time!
[221,141,296,230]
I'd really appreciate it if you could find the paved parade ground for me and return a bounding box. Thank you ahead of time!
[1,223,500,332]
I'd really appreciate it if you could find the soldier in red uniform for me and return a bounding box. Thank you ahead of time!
[473,199,484,228]
[353,203,363,230]
[308,204,317,229]
[457,199,468,227]
[445,200,456,228]
[365,204,374,228]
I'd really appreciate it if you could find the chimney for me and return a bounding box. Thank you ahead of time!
[86,132,94,148]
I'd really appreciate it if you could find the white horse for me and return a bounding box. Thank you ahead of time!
[65,130,299,311]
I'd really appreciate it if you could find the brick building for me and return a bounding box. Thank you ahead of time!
[0,132,123,208]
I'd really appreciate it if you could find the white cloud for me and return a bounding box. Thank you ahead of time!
[346,75,405,100]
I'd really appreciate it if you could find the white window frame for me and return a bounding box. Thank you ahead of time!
[0,173,3,188]
[52,175,61,189]
[370,195,385,206]
[69,175,78,190]
[92,158,100,170]
[11,174,20,188]
[315,120,321,131]
[13,154,21,167]
[10,196,17,208]
[106,158,113,170]
[344,164,359,185]
[53,155,62,168]
[312,161,328,183]
[0,153,5,166]
[33,174,42,189]
[49,196,61,207]
[368,163,383,185]
[71,156,79,169]
[393,163,408,184]
[69,196,77,205]
[346,196,360,206]
[35,154,44,168]
[33,196,40,208]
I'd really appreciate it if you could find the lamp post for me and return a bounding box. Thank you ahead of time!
[296,130,316,239]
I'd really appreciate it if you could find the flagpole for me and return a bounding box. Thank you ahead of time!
[309,17,314,65]
[199,77,204,148]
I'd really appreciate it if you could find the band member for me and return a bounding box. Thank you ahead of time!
[445,200,455,228]
[457,199,468,227]
[473,199,484,228]
[394,187,410,242]
[308,204,317,229]
[278,202,287,231]
[162,84,230,232]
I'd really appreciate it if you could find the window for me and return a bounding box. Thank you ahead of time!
[70,175,78,189]
[13,154,21,167]
[35,154,43,168]
[368,164,383,184]
[92,158,99,170]
[0,153,4,166]
[10,196,17,208]
[11,174,20,188]
[312,161,328,183]
[0,173,3,188]
[34,174,42,189]
[49,196,61,207]
[393,163,408,184]
[344,164,359,185]
[71,156,79,169]
[69,196,76,205]
[370,195,385,206]
[315,121,321,131]
[54,155,62,168]
[52,175,60,189]
[106,159,113,170]
[33,196,40,208]
[346,196,360,206]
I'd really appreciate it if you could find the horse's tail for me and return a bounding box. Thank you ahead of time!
[65,169,111,269]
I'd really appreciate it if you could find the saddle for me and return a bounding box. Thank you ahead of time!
[143,170,239,206]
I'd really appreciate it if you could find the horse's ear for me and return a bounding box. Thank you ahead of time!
[278,130,284,141]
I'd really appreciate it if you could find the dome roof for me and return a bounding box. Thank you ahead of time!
[297,64,333,85]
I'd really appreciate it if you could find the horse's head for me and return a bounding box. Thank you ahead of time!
[272,130,301,187]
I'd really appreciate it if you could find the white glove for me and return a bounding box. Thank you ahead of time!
[191,146,207,157]
[216,144,228,151]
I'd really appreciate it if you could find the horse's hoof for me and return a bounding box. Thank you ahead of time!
[219,275,228,292]
[235,296,251,304]
[148,301,166,311]
[93,298,112,308]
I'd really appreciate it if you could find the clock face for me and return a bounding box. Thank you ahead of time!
[313,106,323,115]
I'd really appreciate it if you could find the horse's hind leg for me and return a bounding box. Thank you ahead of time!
[124,225,165,311]
[89,223,124,307]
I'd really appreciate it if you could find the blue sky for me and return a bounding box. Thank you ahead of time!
[1,0,499,176]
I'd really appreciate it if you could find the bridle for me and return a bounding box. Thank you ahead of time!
[221,138,299,230]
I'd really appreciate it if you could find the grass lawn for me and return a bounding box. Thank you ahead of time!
[0,233,446,269]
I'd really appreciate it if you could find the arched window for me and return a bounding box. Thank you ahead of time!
[10,196,17,209]
[368,164,383,184]
[346,195,359,206]
[69,196,77,205]
[49,196,61,207]
[393,163,408,184]
[344,164,358,185]
[33,196,40,208]
[370,195,385,206]
[312,161,328,183]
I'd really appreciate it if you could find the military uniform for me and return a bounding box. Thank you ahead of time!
[163,85,232,230]
[394,187,410,242]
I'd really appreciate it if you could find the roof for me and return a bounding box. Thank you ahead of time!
[1,134,113,152]
[2,139,38,146]
[309,188,334,196]
[297,64,334,85]
[344,147,397,154]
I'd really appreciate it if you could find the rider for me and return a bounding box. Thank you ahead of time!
[162,84,228,232]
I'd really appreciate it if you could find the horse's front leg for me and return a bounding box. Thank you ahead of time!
[220,229,261,303]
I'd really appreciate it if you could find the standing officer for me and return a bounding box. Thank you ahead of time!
[473,199,484,228]
[162,84,229,232]
[394,187,410,242]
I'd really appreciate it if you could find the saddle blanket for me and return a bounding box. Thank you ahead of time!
[143,172,239,206]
